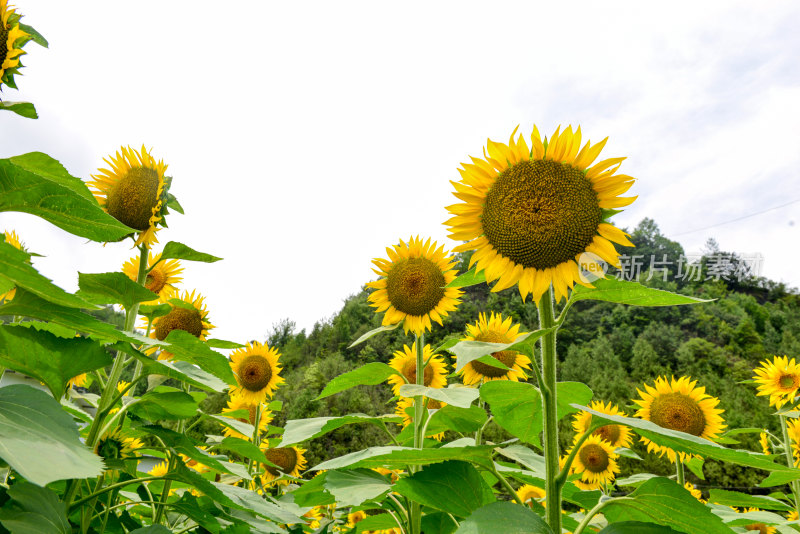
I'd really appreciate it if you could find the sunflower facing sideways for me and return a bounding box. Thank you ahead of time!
[148,289,213,360]
[229,341,285,404]
[458,312,530,385]
[1,230,25,301]
[221,394,273,440]
[565,434,620,490]
[387,342,448,395]
[367,236,462,334]
[634,376,726,463]
[0,0,32,90]
[572,400,633,449]
[753,355,800,409]
[122,252,183,304]
[88,145,171,248]
[445,125,636,302]
[261,445,307,485]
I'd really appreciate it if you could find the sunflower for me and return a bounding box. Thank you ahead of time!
[788,511,798,521]
[396,396,446,440]
[387,342,448,395]
[347,510,367,528]
[516,484,545,506]
[221,394,273,440]
[759,431,771,456]
[786,418,800,466]
[148,289,213,360]
[180,447,210,474]
[229,341,285,404]
[684,482,704,503]
[566,434,620,490]
[742,509,777,534]
[366,236,462,334]
[1,230,25,301]
[633,376,726,463]
[88,145,170,247]
[445,125,636,302]
[148,461,169,477]
[261,446,307,485]
[572,400,633,449]
[67,373,88,389]
[458,312,530,385]
[753,356,800,409]
[0,1,29,90]
[303,507,324,530]
[96,428,144,460]
[122,252,183,304]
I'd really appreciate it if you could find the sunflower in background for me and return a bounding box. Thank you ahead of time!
[457,312,530,385]
[261,446,307,485]
[96,428,144,460]
[367,236,462,334]
[387,342,448,395]
[572,400,633,449]
[1,230,25,301]
[753,355,800,409]
[565,434,620,490]
[684,482,704,503]
[122,252,183,304]
[148,289,213,360]
[88,145,171,247]
[786,418,800,466]
[229,342,285,404]
[221,395,273,440]
[633,376,725,463]
[741,508,777,534]
[445,125,636,302]
[67,373,88,389]
[516,484,545,507]
[759,431,771,455]
[396,397,446,440]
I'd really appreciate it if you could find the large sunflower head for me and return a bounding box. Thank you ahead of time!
[88,145,171,248]
[261,445,307,485]
[634,376,726,463]
[229,341,285,404]
[572,400,633,449]
[366,236,463,334]
[753,355,800,409]
[221,394,273,441]
[1,230,25,301]
[96,428,144,460]
[387,342,448,395]
[122,252,183,304]
[458,312,530,385]
[0,1,30,90]
[148,289,213,360]
[396,396,446,440]
[567,434,620,490]
[445,125,636,302]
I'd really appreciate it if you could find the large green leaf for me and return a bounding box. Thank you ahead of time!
[397,384,479,409]
[129,526,172,534]
[215,437,265,465]
[0,101,37,119]
[139,425,236,475]
[127,390,200,421]
[324,469,392,507]
[480,381,542,446]
[77,272,158,309]
[759,470,800,487]
[0,324,112,397]
[355,514,403,533]
[570,277,710,306]
[316,362,399,400]
[448,329,552,372]
[421,512,459,534]
[495,445,545,477]
[208,481,303,524]
[394,461,495,518]
[312,445,496,471]
[446,267,486,288]
[0,385,104,485]
[602,477,736,534]
[0,153,135,242]
[427,405,488,434]
[0,238,98,309]
[159,241,222,263]
[164,330,237,385]
[0,483,69,534]
[598,523,685,534]
[707,489,792,511]
[454,501,554,534]
[348,322,401,348]
[575,405,793,472]
[114,342,226,392]
[290,471,335,507]
[280,414,401,446]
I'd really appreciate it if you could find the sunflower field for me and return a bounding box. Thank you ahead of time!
[3,4,800,534]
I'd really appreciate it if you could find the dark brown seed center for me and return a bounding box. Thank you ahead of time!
[385,257,446,316]
[155,306,203,340]
[649,392,706,436]
[237,355,273,392]
[402,358,435,386]
[145,269,167,295]
[593,424,622,445]
[578,443,610,473]
[105,166,160,230]
[264,447,297,476]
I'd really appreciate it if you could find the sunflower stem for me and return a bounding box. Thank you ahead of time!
[538,286,561,532]
[779,415,800,516]
[410,332,425,534]
[573,497,622,534]
[676,458,685,487]
[489,461,524,505]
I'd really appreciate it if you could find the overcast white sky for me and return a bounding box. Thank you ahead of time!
[1,1,799,343]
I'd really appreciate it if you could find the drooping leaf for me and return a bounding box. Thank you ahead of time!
[324,469,392,507]
[570,277,710,306]
[208,481,304,524]
[316,362,399,400]
[707,489,792,511]
[448,329,552,372]
[139,425,236,475]
[164,330,237,385]
[0,385,104,485]
[598,523,685,534]
[0,483,69,534]
[290,471,335,507]
[446,267,486,288]
[215,437,266,465]
[313,445,496,471]
[281,414,401,447]
[77,271,158,309]
[454,501,554,534]
[159,241,222,263]
[114,341,227,392]
[0,101,37,119]
[397,384,479,409]
[206,338,245,349]
[128,390,200,421]
[394,461,495,518]
[18,23,49,47]
[495,445,546,477]
[170,494,222,534]
[348,322,401,348]
[207,414,256,439]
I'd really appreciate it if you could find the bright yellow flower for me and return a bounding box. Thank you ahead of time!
[261,446,307,485]
[684,482,704,503]
[122,252,183,304]
[759,431,770,456]
[445,125,636,302]
[786,418,800,467]
[458,312,530,385]
[1,230,24,301]
[96,428,143,459]
[566,434,619,490]
[572,400,633,449]
[148,289,213,360]
[516,484,545,506]
[229,342,285,404]
[633,376,726,463]
[0,0,29,89]
[221,394,273,440]
[148,461,169,477]
[67,373,88,389]
[753,355,800,409]
[387,342,448,395]
[366,236,462,334]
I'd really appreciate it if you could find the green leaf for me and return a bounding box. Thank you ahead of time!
[760,469,800,487]
[711,507,786,527]
[446,267,486,288]
[159,241,222,263]
[0,482,69,534]
[481,381,542,445]
[290,471,335,507]
[208,481,304,524]
[129,527,172,534]
[324,469,392,507]
[312,445,496,471]
[394,461,495,518]
[0,238,98,309]
[574,404,793,472]
[602,477,736,534]
[0,384,104,485]
[616,473,659,487]
[316,362,399,400]
[206,338,245,349]
[215,437,265,465]
[0,324,112,397]
[355,513,402,533]
[164,330,237,385]
[170,494,221,534]
[0,153,135,242]
[77,272,158,309]
[349,322,402,348]
[280,414,401,446]
[128,390,200,421]
[421,512,459,534]
[138,303,172,321]
[139,425,235,475]
[598,523,685,534]
[0,101,37,119]
[454,501,554,534]
[115,342,227,392]
[208,414,255,439]
[684,456,705,480]
[495,445,545,477]
[707,489,792,511]
[427,405,488,434]
[18,23,48,47]
[448,329,552,372]
[397,384,479,409]
[570,277,710,306]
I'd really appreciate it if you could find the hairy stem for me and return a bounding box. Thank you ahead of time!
[780,415,800,516]
[410,332,425,534]
[538,286,561,531]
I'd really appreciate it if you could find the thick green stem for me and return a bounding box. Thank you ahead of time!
[410,333,425,534]
[573,498,620,534]
[538,286,561,532]
[780,415,800,516]
[676,459,685,487]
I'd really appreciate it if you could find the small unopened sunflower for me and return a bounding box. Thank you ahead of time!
[742,508,776,534]
[516,484,545,506]
[634,376,726,463]
[261,445,307,485]
[96,428,144,460]
[149,289,213,360]
[1,230,25,301]
[458,312,530,385]
[0,1,30,90]
[445,125,636,302]
[753,356,800,409]
[572,400,633,449]
[88,145,171,247]
[566,434,620,490]
[221,394,273,440]
[122,252,183,304]
[396,396,446,440]
[366,236,462,334]
[387,342,448,395]
[229,342,285,404]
